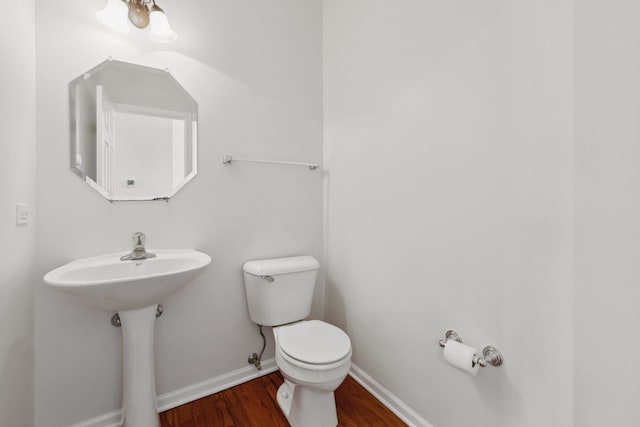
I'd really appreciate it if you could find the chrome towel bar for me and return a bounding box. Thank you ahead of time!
[223,155,319,170]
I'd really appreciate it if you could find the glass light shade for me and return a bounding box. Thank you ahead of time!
[128,1,150,29]
[96,0,130,33]
[148,9,178,42]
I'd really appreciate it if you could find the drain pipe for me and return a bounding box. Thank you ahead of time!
[111,305,164,327]
[248,325,266,370]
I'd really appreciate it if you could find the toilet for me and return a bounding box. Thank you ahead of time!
[243,256,352,427]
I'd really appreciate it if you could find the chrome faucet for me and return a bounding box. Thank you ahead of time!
[120,232,157,261]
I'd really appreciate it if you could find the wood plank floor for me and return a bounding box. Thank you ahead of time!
[160,371,406,426]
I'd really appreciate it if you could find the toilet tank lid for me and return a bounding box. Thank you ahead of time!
[243,256,319,276]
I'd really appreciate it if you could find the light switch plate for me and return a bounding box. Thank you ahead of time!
[16,203,29,225]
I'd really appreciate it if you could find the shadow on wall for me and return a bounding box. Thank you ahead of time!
[0,338,33,427]
[324,280,347,336]
[327,273,525,421]
[473,365,524,420]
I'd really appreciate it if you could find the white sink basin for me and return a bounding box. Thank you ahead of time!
[44,249,211,311]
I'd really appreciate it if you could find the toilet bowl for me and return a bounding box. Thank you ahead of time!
[242,256,352,427]
[274,320,352,427]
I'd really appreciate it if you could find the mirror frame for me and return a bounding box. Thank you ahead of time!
[69,59,198,202]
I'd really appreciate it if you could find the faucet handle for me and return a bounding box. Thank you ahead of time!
[133,232,145,248]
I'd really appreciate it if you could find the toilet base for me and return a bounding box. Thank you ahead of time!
[277,380,338,427]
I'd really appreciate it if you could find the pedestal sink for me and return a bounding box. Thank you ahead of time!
[44,249,211,427]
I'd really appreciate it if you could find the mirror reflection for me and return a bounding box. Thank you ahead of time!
[69,59,198,201]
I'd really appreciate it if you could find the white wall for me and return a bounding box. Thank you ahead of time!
[323,1,573,426]
[574,1,640,425]
[0,1,36,426]
[34,1,323,426]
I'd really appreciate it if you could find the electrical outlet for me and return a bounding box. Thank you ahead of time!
[16,203,29,225]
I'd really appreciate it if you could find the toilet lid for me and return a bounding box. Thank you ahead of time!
[278,320,351,365]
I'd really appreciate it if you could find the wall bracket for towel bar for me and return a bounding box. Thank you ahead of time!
[223,155,319,170]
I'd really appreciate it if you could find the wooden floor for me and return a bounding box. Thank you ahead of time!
[160,371,406,426]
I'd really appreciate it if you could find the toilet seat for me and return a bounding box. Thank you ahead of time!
[277,320,351,365]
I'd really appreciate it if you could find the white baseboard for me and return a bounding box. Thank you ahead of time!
[349,363,433,427]
[70,358,278,427]
[71,359,431,427]
[156,358,278,411]
[69,410,122,427]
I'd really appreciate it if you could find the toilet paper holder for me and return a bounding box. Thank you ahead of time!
[438,329,504,368]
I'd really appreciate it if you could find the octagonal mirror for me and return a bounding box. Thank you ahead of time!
[69,59,198,201]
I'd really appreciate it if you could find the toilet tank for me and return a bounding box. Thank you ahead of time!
[243,256,320,326]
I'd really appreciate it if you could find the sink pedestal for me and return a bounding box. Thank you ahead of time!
[120,305,161,427]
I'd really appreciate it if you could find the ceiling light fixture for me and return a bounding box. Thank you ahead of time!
[97,0,178,42]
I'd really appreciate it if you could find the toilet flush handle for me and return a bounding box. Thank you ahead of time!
[260,275,275,282]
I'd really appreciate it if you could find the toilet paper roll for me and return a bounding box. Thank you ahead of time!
[443,340,480,376]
